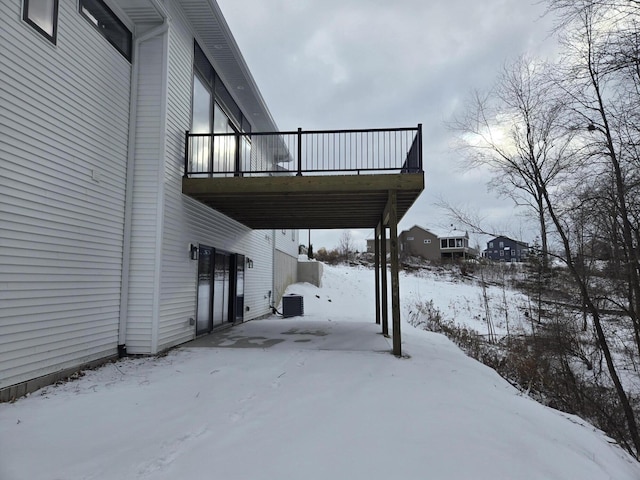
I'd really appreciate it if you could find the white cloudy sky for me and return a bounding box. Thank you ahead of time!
[216,0,560,250]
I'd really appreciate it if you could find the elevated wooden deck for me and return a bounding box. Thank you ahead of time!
[182,125,425,356]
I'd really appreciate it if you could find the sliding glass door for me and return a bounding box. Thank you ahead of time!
[196,248,245,335]
[196,246,213,335]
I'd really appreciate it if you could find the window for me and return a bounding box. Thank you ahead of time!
[192,42,252,176]
[456,239,463,247]
[441,239,447,249]
[407,237,414,241]
[499,241,504,248]
[424,239,431,244]
[448,239,455,248]
[213,102,237,175]
[79,0,132,61]
[500,250,504,257]
[489,242,494,248]
[23,0,58,43]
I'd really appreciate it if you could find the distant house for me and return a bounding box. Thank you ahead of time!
[484,236,529,262]
[367,226,477,261]
[438,230,477,260]
[399,226,440,260]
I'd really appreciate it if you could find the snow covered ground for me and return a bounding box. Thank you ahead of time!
[1,264,639,479]
[398,265,531,339]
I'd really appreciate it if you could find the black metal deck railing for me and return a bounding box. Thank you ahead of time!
[183,125,422,177]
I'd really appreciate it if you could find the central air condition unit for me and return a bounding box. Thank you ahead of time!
[282,294,304,318]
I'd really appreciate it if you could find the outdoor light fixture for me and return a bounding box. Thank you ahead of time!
[189,244,199,260]
[246,257,254,269]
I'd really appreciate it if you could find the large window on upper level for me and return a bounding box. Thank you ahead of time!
[23,0,58,44]
[192,42,252,176]
[79,0,132,61]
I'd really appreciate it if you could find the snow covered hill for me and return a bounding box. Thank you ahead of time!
[1,264,638,479]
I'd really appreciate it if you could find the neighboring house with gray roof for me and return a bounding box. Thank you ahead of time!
[484,236,529,262]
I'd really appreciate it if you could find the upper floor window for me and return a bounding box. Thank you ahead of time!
[440,239,447,249]
[407,237,414,241]
[23,0,58,44]
[499,241,504,248]
[424,239,431,244]
[489,242,494,248]
[79,0,132,61]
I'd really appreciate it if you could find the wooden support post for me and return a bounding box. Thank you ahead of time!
[388,190,402,357]
[374,225,381,325]
[380,220,389,336]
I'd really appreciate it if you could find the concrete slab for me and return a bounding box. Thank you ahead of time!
[183,317,392,353]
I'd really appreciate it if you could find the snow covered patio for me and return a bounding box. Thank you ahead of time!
[186,318,392,353]
[1,265,639,479]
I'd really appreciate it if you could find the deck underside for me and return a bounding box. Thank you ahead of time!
[182,173,424,229]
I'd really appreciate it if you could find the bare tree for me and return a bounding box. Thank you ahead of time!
[452,56,577,267]
[338,230,354,263]
[444,0,640,456]
[542,0,640,456]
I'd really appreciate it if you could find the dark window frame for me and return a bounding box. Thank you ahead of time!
[23,0,59,44]
[193,41,254,175]
[79,0,132,61]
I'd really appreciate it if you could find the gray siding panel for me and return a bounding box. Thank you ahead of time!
[0,0,131,389]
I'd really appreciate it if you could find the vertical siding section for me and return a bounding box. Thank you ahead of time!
[0,0,130,388]
[124,35,166,354]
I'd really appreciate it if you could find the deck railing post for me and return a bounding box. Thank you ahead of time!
[234,132,241,177]
[184,130,190,178]
[417,123,423,172]
[297,128,303,176]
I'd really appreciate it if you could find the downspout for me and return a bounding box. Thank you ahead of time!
[272,229,277,310]
[118,2,170,356]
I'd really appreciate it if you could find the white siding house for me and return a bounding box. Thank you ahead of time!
[0,0,300,400]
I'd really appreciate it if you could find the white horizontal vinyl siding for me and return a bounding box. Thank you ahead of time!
[157,20,196,349]
[274,250,298,306]
[274,229,299,305]
[0,1,131,389]
[275,228,299,257]
[155,8,275,352]
[124,34,166,354]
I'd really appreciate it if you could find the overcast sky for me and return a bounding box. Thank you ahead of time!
[216,0,560,251]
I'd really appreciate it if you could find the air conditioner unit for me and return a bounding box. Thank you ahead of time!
[282,294,304,318]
